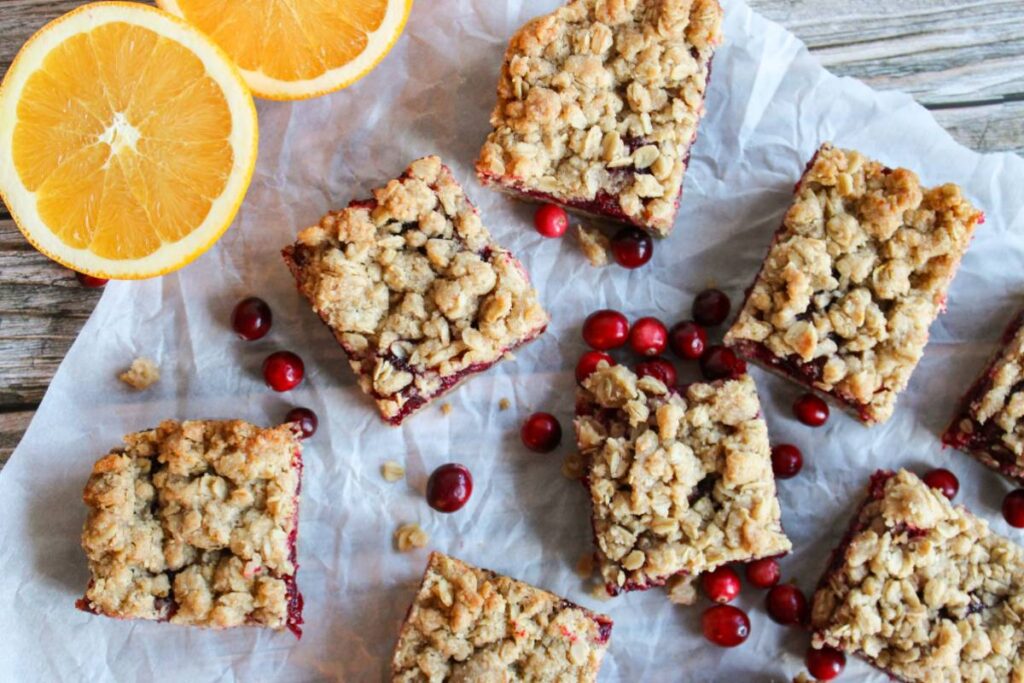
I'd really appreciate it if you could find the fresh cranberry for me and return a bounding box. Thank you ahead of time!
[793,393,829,427]
[576,351,615,384]
[582,310,630,350]
[668,321,707,360]
[765,584,809,626]
[610,227,653,268]
[534,203,569,238]
[806,646,846,680]
[923,468,959,500]
[521,412,562,453]
[636,357,677,387]
[232,296,273,341]
[692,288,731,327]
[701,604,750,647]
[745,558,780,589]
[700,345,747,381]
[426,463,473,513]
[284,407,317,439]
[263,351,304,391]
[629,317,668,356]
[75,272,109,288]
[1003,489,1024,528]
[771,444,803,479]
[701,566,741,604]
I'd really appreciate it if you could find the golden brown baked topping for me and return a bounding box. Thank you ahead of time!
[394,523,429,552]
[119,357,160,390]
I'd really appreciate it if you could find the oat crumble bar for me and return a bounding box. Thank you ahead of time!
[391,552,612,682]
[574,365,791,595]
[944,309,1024,483]
[283,157,549,425]
[725,143,983,424]
[811,469,1024,682]
[78,420,304,635]
[476,0,724,236]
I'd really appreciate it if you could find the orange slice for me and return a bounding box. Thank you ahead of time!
[0,2,258,279]
[156,0,413,101]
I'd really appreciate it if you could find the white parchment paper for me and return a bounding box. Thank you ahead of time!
[3,1,1024,680]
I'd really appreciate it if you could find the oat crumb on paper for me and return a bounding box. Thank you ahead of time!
[561,451,585,480]
[588,582,611,602]
[381,461,405,482]
[576,225,609,267]
[667,574,698,606]
[118,357,160,390]
[498,398,511,411]
[440,403,452,416]
[394,523,428,552]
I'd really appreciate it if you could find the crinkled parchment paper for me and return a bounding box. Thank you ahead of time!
[2,1,1024,680]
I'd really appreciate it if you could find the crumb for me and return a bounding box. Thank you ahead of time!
[793,673,818,683]
[588,582,611,601]
[576,225,609,267]
[576,554,595,578]
[119,357,160,390]
[440,403,452,416]
[381,461,406,482]
[498,398,511,411]
[666,574,698,606]
[394,523,429,552]
[561,451,585,480]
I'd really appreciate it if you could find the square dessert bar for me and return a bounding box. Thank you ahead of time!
[283,156,549,425]
[391,552,613,682]
[944,308,1024,483]
[725,143,983,424]
[811,469,1024,682]
[78,420,304,635]
[476,0,724,236]
[574,365,791,595]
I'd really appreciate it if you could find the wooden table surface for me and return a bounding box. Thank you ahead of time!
[1,0,1022,466]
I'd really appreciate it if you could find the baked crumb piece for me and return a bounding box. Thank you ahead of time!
[561,451,586,480]
[725,143,983,425]
[588,582,612,602]
[575,365,791,595]
[666,574,698,606]
[118,357,160,390]
[811,469,1024,682]
[576,225,609,267]
[440,403,452,416]
[576,553,595,578]
[793,673,817,683]
[381,460,406,482]
[498,397,512,411]
[78,420,304,634]
[392,552,613,681]
[394,523,429,552]
[283,156,549,426]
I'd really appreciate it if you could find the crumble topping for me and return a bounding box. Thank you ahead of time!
[79,420,302,631]
[382,460,407,482]
[811,469,1024,682]
[725,143,982,424]
[283,156,549,425]
[577,225,610,266]
[574,365,791,594]
[392,552,612,682]
[476,0,724,236]
[119,357,160,390]
[395,523,429,552]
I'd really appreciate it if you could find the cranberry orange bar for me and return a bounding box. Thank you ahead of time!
[476,0,724,236]
[78,420,304,635]
[283,156,548,425]
[943,309,1024,483]
[811,469,1024,681]
[574,365,791,595]
[725,143,983,425]
[391,552,613,682]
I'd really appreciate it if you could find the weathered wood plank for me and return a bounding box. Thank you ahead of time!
[0,411,33,464]
[933,100,1024,156]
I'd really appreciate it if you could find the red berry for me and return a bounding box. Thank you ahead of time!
[521,412,562,453]
[793,393,829,427]
[771,444,803,479]
[693,289,731,327]
[232,296,273,341]
[629,317,668,356]
[426,463,473,513]
[701,604,750,647]
[534,204,569,238]
[1003,489,1024,528]
[923,468,959,500]
[75,272,108,288]
[582,310,630,350]
[701,566,741,604]
[576,351,615,384]
[668,321,707,360]
[610,227,653,268]
[765,584,809,626]
[263,351,304,391]
[635,357,677,387]
[806,646,846,680]
[745,558,780,589]
[284,407,317,439]
[700,345,746,381]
